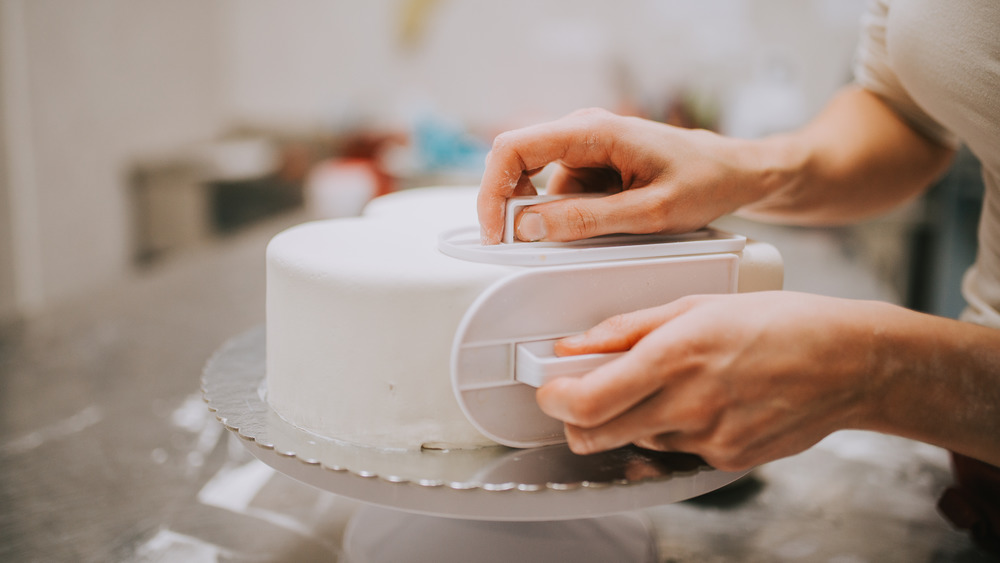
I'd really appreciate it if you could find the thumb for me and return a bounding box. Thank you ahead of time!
[513,189,669,242]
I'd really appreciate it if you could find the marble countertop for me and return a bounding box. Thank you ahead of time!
[0,209,991,562]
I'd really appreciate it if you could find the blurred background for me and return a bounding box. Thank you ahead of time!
[2,2,992,561]
[0,0,982,324]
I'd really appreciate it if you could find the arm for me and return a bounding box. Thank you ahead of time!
[536,292,1000,469]
[738,85,955,224]
[477,86,954,243]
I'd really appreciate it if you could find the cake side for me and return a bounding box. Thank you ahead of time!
[265,216,516,450]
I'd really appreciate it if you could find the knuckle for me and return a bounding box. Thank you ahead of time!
[649,195,674,224]
[705,455,748,473]
[601,313,633,333]
[566,431,598,455]
[632,436,660,451]
[701,453,729,471]
[570,107,611,120]
[638,433,672,451]
[564,394,605,427]
[565,204,600,239]
[582,312,639,352]
[701,437,749,472]
[673,293,709,311]
[490,131,513,153]
[568,107,621,132]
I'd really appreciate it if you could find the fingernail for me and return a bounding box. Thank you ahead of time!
[516,212,547,242]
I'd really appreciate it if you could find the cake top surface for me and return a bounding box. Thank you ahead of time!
[268,186,517,286]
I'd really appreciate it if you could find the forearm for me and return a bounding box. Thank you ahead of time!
[860,306,1000,466]
[736,86,955,225]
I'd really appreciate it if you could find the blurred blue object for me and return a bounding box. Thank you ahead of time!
[413,116,489,174]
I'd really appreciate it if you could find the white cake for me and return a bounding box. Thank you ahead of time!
[265,187,517,450]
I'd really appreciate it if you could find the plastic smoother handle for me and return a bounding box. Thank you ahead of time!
[515,339,624,388]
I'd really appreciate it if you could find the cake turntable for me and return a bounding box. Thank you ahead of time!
[203,325,750,521]
[204,326,751,562]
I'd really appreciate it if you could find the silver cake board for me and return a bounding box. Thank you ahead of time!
[202,326,749,522]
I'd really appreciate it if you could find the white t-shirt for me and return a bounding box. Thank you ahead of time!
[854,0,1000,328]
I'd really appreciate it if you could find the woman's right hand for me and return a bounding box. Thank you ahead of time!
[477,108,775,245]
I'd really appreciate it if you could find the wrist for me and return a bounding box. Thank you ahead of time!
[731,131,811,221]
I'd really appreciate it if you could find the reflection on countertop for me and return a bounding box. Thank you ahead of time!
[0,207,992,562]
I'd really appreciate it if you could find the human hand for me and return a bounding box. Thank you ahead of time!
[477,108,770,245]
[535,291,889,471]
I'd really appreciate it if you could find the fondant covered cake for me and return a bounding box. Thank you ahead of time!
[266,187,516,450]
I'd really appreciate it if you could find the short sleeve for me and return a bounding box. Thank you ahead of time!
[853,0,960,148]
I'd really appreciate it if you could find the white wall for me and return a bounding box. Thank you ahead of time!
[0,0,228,319]
[0,0,868,321]
[0,96,15,323]
[219,0,867,132]
[0,9,14,322]
[1,0,40,322]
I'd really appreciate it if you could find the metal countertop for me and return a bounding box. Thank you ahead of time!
[0,212,992,562]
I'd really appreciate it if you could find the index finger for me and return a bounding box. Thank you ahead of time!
[537,338,670,429]
[537,299,698,428]
[477,109,624,244]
